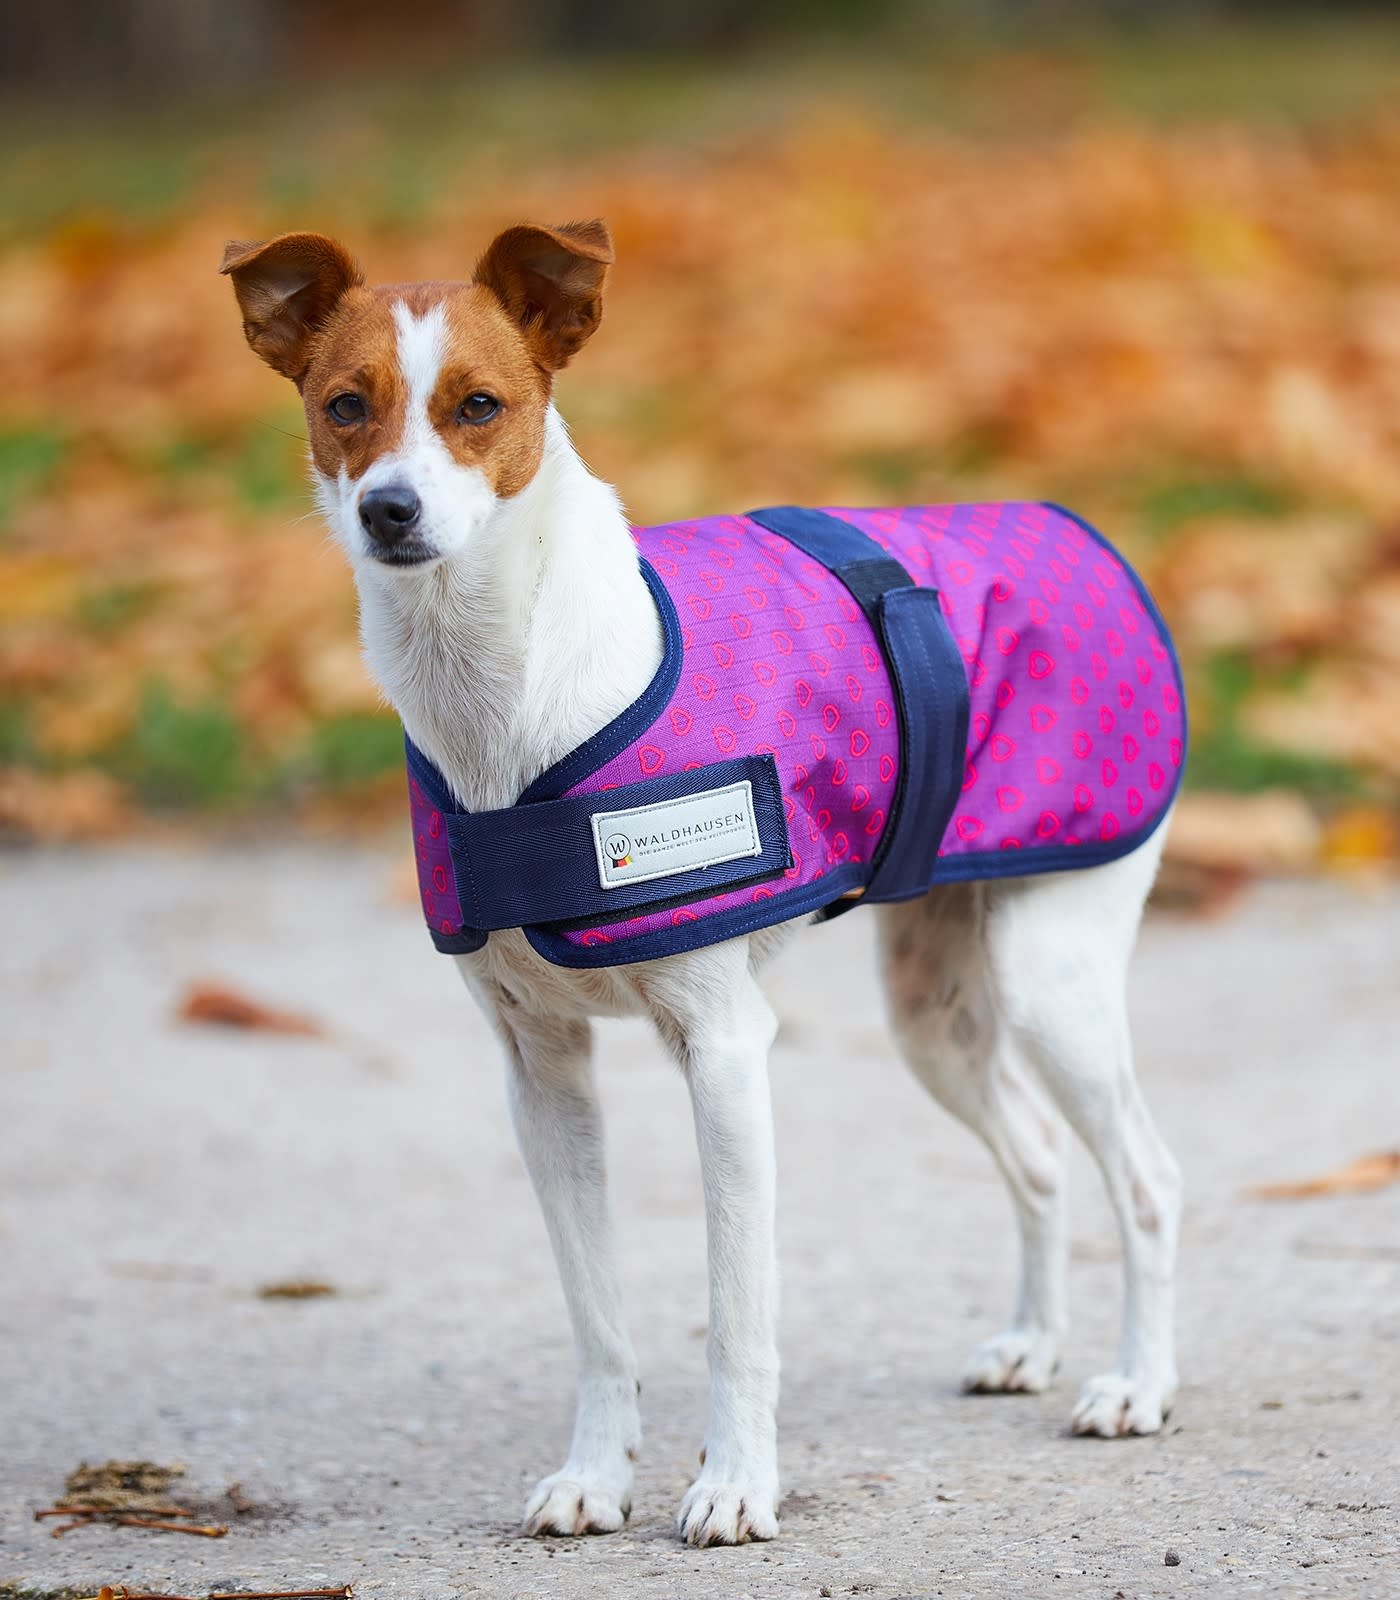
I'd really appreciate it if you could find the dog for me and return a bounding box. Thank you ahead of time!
[222,220,1184,1547]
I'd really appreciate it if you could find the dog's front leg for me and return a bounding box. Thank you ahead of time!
[648,946,781,1546]
[490,1000,640,1536]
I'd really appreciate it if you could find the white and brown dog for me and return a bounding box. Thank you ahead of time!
[222,221,1182,1546]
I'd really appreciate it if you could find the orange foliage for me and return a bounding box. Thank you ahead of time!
[2,108,1399,846]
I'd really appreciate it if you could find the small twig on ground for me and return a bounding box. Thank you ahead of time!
[80,1586,353,1600]
[41,1506,227,1537]
[211,1589,355,1598]
[110,1514,228,1535]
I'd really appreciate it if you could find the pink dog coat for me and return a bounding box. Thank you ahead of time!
[407,503,1185,966]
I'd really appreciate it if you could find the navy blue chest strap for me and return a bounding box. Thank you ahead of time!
[449,754,789,933]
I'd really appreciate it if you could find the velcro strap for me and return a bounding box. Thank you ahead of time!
[746,505,970,906]
[864,583,969,902]
[446,753,790,931]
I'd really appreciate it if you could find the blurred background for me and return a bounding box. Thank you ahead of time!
[2,0,1399,888]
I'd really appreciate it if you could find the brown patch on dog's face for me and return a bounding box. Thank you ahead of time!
[299,287,407,480]
[293,284,567,496]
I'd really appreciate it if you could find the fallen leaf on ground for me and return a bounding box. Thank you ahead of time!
[1246,1150,1400,1200]
[257,1279,337,1300]
[37,1459,228,1540]
[63,1460,185,1510]
[176,982,324,1037]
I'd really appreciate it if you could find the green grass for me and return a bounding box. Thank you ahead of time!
[0,425,68,532]
[93,691,403,810]
[107,682,248,807]
[1185,648,1361,800]
[1137,473,1298,538]
[135,417,308,514]
[299,711,404,790]
[0,701,35,763]
[76,578,165,635]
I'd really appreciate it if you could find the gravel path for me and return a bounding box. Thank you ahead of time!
[2,845,1397,1599]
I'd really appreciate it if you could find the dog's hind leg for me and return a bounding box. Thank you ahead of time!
[484,993,641,1536]
[985,833,1181,1436]
[878,883,1070,1396]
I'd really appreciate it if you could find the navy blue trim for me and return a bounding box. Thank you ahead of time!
[404,737,488,952]
[924,503,1188,888]
[518,559,682,803]
[524,861,869,969]
[865,583,970,902]
[428,922,488,955]
[446,754,790,930]
[405,732,456,812]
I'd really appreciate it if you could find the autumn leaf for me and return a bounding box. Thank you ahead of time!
[176,982,324,1037]
[258,1279,337,1300]
[1246,1150,1400,1201]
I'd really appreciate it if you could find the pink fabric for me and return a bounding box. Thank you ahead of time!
[548,502,1183,951]
[557,513,902,951]
[832,503,1184,862]
[406,502,1184,954]
[408,771,459,941]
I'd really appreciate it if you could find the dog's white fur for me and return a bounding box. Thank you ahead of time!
[314,305,1181,1546]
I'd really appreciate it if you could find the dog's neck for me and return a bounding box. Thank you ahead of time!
[353,407,661,811]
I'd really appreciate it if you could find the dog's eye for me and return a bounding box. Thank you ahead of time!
[327,393,366,425]
[457,393,500,425]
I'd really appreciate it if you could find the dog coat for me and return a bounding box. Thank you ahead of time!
[406,503,1185,967]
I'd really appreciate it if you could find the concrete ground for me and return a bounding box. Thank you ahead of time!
[1,844,1397,1600]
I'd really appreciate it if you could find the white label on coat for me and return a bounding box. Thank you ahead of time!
[590,780,762,889]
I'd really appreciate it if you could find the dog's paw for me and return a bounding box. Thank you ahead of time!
[523,1467,631,1537]
[677,1476,779,1546]
[961,1328,1060,1394]
[1070,1372,1174,1437]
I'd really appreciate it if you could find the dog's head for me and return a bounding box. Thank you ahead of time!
[221,221,613,571]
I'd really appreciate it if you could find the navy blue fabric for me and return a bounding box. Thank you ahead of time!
[746,504,891,583]
[865,582,971,903]
[428,922,488,955]
[524,860,870,968]
[745,503,971,909]
[446,754,789,930]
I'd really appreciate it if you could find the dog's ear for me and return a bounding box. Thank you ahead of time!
[220,233,363,385]
[474,220,613,373]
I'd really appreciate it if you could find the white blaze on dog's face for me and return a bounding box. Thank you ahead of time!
[220,222,612,570]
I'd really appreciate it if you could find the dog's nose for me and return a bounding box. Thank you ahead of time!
[359,485,422,546]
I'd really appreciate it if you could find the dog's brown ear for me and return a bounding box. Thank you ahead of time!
[474,220,613,372]
[220,233,363,385]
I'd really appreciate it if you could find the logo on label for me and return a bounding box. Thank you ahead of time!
[590,778,763,890]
